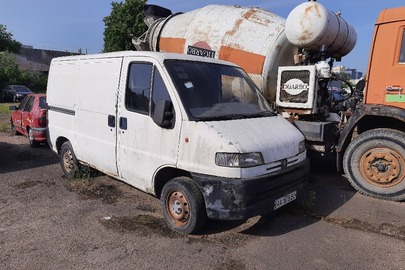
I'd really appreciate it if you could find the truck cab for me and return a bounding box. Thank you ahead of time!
[338,7,405,202]
[365,7,405,107]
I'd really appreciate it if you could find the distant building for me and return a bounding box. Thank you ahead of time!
[10,45,79,74]
[332,65,363,80]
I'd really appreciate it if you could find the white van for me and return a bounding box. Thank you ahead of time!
[47,51,309,234]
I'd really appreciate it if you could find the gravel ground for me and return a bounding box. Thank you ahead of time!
[1,131,404,270]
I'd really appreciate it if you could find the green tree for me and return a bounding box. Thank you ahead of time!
[0,53,47,92]
[0,52,21,89]
[0,24,21,53]
[103,0,147,52]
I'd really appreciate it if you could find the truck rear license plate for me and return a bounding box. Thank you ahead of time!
[274,191,297,210]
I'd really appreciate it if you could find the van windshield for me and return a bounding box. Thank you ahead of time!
[164,60,275,121]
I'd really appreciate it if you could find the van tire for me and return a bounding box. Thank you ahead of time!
[161,177,207,235]
[60,141,80,178]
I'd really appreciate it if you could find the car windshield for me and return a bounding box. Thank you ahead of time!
[13,86,32,93]
[164,60,275,121]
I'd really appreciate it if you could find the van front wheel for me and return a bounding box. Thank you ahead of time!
[60,141,80,178]
[161,177,207,235]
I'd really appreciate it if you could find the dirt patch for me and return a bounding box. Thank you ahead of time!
[66,179,123,204]
[13,180,55,190]
[214,259,247,270]
[324,217,405,241]
[293,209,405,241]
[100,214,181,238]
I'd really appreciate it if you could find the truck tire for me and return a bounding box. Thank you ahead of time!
[161,177,207,234]
[60,141,80,178]
[343,128,405,201]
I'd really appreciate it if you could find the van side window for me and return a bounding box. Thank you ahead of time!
[151,67,172,116]
[399,29,405,63]
[126,63,153,114]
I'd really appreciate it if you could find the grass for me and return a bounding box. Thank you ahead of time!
[0,103,17,114]
[0,122,9,132]
[0,103,15,132]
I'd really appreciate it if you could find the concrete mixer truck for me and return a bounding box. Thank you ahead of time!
[133,0,405,202]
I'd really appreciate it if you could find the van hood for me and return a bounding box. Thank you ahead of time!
[177,115,305,178]
[204,115,303,163]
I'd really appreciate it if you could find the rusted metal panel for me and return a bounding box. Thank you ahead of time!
[159,37,186,53]
[219,46,266,75]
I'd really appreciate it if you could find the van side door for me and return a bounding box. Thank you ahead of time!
[116,57,181,192]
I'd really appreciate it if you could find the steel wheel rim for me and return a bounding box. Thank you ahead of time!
[63,149,75,173]
[359,147,405,187]
[166,190,190,227]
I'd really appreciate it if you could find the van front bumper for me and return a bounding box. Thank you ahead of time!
[192,158,310,220]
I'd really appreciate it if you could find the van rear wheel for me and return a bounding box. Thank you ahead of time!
[161,177,207,235]
[60,141,80,178]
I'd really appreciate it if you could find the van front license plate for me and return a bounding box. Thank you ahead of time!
[274,191,297,210]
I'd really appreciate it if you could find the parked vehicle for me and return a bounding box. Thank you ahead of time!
[47,51,310,234]
[133,1,405,201]
[2,85,34,103]
[9,94,47,147]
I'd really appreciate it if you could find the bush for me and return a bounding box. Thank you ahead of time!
[0,52,47,93]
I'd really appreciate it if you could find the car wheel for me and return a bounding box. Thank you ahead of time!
[161,177,207,235]
[10,121,19,135]
[343,128,405,201]
[28,129,39,148]
[60,141,80,178]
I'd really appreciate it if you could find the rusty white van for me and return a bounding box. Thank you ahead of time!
[47,51,309,234]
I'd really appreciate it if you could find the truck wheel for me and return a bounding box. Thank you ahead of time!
[343,128,405,201]
[60,141,80,178]
[28,129,39,148]
[161,177,207,235]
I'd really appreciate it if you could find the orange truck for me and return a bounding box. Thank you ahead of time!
[133,1,405,201]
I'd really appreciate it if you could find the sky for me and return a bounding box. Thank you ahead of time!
[0,0,404,73]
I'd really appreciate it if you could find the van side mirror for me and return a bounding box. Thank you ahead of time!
[152,100,174,128]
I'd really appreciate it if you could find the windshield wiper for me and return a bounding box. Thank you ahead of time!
[198,111,276,121]
[250,111,277,117]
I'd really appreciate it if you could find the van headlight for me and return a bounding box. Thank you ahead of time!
[215,152,264,168]
[299,140,306,154]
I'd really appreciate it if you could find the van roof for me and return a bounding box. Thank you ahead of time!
[51,51,239,67]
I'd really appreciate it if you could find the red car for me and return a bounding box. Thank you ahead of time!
[9,94,47,147]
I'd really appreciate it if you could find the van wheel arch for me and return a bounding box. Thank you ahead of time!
[154,167,192,198]
[56,137,69,154]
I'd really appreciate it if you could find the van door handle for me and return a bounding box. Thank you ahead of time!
[108,115,115,127]
[119,117,127,130]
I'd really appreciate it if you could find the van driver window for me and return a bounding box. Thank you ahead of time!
[151,67,172,116]
[399,29,405,63]
[126,63,153,114]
